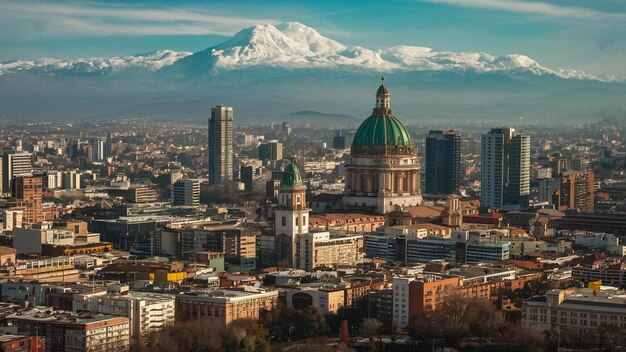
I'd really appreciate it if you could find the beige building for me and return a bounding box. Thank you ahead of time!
[0,246,16,266]
[296,232,364,271]
[309,213,385,232]
[522,287,626,343]
[175,289,278,328]
[1,208,23,230]
[286,283,346,314]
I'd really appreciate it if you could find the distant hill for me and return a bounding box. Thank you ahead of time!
[288,110,360,127]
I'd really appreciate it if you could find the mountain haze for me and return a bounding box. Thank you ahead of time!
[0,22,624,123]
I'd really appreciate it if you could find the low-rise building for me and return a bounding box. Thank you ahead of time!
[522,287,626,344]
[0,334,43,352]
[392,275,460,328]
[285,283,346,314]
[572,263,626,289]
[296,232,364,271]
[73,286,175,343]
[175,289,278,328]
[8,308,130,352]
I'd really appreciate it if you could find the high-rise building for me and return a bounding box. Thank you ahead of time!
[343,78,422,214]
[171,179,200,207]
[2,151,32,195]
[332,131,347,150]
[240,165,253,192]
[11,175,43,225]
[538,178,557,203]
[282,122,292,135]
[91,139,106,162]
[425,130,461,195]
[275,163,310,267]
[555,171,595,213]
[208,105,234,185]
[480,128,530,209]
[258,140,283,161]
[1,208,23,230]
[62,170,82,190]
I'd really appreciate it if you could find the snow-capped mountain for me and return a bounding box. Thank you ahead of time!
[0,22,619,82]
[1,22,624,122]
[164,22,619,82]
[0,50,191,76]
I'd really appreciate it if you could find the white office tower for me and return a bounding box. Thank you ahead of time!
[2,151,32,194]
[92,139,106,162]
[481,128,530,210]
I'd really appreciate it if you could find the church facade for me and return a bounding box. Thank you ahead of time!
[343,78,422,214]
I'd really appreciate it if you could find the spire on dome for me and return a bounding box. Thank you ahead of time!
[374,76,391,115]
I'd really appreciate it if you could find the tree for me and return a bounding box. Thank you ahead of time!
[467,298,509,343]
[389,323,401,347]
[225,319,270,352]
[359,318,382,342]
[359,318,383,352]
[142,320,225,352]
[407,311,435,347]
[261,303,328,343]
[543,326,562,352]
[432,292,473,345]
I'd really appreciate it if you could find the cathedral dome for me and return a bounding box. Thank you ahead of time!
[352,78,412,147]
[352,114,412,147]
[282,162,303,187]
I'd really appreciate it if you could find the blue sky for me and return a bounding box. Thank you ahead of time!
[1,0,625,76]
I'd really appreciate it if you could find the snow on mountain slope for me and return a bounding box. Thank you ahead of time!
[166,22,620,82]
[0,22,620,82]
[0,50,191,76]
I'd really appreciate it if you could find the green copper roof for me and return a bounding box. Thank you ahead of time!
[282,163,303,187]
[352,114,412,147]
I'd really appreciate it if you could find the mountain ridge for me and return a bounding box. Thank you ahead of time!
[0,22,621,83]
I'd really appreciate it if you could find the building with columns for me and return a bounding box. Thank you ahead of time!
[343,78,422,214]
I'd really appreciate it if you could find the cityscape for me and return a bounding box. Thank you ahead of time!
[0,1,625,352]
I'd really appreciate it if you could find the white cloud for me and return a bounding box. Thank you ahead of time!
[420,0,626,20]
[0,0,280,38]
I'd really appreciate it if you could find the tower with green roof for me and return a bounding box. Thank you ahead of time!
[275,161,310,267]
[343,78,422,214]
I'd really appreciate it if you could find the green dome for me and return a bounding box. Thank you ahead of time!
[282,162,303,187]
[352,114,412,147]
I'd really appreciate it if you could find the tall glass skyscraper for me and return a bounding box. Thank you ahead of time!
[424,130,461,195]
[208,105,234,185]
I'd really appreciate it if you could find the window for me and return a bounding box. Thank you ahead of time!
[295,217,299,226]
[281,217,286,226]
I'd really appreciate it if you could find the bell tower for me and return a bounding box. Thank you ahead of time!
[275,162,310,267]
